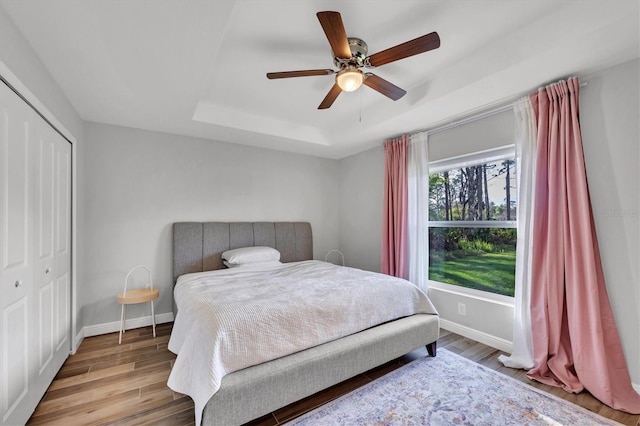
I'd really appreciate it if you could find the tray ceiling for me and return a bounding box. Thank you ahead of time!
[2,0,638,158]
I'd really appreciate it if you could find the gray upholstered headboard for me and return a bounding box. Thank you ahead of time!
[172,222,313,283]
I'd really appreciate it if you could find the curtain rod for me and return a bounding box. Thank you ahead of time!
[410,80,588,138]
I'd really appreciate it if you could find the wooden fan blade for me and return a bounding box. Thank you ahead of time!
[318,84,342,109]
[367,32,440,67]
[363,73,406,100]
[267,69,335,79]
[317,11,351,59]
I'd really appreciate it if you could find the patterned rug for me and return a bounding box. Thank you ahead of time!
[289,348,619,425]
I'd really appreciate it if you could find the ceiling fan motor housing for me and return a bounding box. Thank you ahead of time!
[334,37,368,69]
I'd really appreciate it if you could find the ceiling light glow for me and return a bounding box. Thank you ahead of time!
[336,69,364,92]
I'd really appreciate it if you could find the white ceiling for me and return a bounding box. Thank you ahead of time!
[2,0,638,159]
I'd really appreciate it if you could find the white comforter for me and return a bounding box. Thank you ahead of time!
[167,260,437,425]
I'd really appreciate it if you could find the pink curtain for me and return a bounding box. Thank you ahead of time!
[527,78,640,414]
[381,136,409,279]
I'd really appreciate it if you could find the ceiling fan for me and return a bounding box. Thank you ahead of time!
[266,11,440,110]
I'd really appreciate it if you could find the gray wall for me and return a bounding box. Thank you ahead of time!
[580,59,639,386]
[339,146,384,272]
[0,7,83,139]
[82,122,340,326]
[0,5,86,335]
[338,58,640,386]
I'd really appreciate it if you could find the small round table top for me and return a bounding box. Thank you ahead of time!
[117,288,159,305]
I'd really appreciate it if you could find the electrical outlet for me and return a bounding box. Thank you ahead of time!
[457,302,467,316]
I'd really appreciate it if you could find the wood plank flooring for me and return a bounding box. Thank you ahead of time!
[28,324,640,425]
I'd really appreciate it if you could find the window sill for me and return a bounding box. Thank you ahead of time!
[428,280,514,307]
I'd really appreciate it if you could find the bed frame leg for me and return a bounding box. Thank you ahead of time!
[426,341,437,357]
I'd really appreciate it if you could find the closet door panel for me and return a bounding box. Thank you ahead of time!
[54,273,69,351]
[2,127,29,273]
[55,140,70,259]
[0,82,37,425]
[0,84,33,306]
[2,299,29,421]
[35,123,55,284]
[35,121,56,374]
[38,281,54,373]
[31,119,70,400]
[53,134,70,353]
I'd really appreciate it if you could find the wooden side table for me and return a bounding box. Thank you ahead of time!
[117,266,159,344]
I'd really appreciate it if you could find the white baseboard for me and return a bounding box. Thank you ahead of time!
[70,312,173,355]
[439,320,640,394]
[439,318,513,354]
[83,312,174,338]
[72,327,85,354]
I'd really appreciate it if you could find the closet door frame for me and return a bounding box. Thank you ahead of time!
[0,61,79,354]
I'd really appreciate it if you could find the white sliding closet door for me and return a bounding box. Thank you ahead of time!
[33,102,71,400]
[0,80,34,426]
[0,81,71,426]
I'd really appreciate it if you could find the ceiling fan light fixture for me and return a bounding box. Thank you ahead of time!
[336,68,364,92]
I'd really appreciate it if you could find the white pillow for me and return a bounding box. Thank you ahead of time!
[223,260,282,269]
[222,246,281,265]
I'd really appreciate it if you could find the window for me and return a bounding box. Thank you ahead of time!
[428,147,517,297]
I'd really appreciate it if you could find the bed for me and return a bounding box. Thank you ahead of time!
[169,221,440,425]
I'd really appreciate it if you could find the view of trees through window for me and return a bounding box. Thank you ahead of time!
[428,158,517,296]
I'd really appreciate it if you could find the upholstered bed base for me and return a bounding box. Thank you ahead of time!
[172,222,439,425]
[202,314,439,425]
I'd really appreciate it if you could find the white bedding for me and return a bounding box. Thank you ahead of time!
[167,260,437,425]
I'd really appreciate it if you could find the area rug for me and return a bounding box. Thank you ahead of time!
[289,348,619,425]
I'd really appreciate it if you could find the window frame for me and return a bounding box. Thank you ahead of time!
[427,145,517,302]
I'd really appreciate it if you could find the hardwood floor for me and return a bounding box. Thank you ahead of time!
[29,324,639,425]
